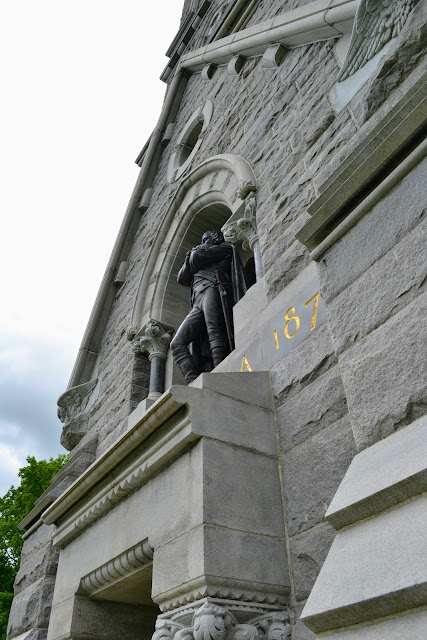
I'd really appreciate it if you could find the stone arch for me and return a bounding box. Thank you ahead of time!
[128,154,256,340]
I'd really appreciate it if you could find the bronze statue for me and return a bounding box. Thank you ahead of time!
[171,230,247,384]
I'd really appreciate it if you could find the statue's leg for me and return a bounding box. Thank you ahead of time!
[170,307,204,384]
[202,287,230,367]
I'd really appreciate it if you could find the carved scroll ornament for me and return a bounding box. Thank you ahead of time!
[153,600,291,640]
[338,0,414,81]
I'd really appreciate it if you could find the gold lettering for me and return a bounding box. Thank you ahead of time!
[284,307,300,339]
[305,291,319,331]
[274,330,279,350]
[240,356,253,372]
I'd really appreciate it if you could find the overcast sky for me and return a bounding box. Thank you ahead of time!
[0,1,184,495]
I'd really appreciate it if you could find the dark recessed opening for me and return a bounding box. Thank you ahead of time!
[178,120,204,166]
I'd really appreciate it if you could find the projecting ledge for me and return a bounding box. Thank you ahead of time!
[301,418,427,634]
[41,372,276,547]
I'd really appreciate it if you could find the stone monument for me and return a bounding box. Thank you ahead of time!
[7,1,427,639]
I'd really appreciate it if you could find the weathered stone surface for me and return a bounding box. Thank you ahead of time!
[271,324,337,407]
[318,156,427,302]
[19,523,54,567]
[60,412,89,451]
[265,240,311,302]
[7,576,56,638]
[349,0,427,125]
[326,217,427,354]
[290,98,335,158]
[276,365,348,452]
[281,415,356,536]
[14,541,59,594]
[340,291,427,451]
[260,212,311,275]
[290,523,337,601]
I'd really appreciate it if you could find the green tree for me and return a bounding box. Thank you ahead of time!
[0,454,68,640]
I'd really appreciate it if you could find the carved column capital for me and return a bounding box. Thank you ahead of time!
[152,599,291,640]
[132,320,174,361]
[223,191,258,251]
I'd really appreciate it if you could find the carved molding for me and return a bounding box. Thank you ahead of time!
[154,599,291,640]
[46,401,192,547]
[158,578,287,614]
[79,539,153,596]
[223,192,258,251]
[57,378,98,425]
[132,320,174,361]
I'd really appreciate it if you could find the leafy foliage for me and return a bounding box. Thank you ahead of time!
[0,454,68,640]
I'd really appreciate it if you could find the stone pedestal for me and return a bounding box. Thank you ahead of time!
[41,373,289,640]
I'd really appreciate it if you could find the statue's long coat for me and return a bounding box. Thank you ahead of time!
[176,241,247,368]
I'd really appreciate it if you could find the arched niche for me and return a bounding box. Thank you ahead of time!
[128,154,257,342]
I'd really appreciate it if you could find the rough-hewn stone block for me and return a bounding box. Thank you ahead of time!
[277,365,348,452]
[290,523,336,601]
[7,576,56,639]
[281,415,356,535]
[318,155,427,303]
[271,324,337,407]
[326,218,427,354]
[339,291,427,451]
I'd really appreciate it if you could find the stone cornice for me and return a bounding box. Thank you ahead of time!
[42,390,185,530]
[181,0,357,71]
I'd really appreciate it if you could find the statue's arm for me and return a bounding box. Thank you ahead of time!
[189,244,232,271]
[177,252,193,286]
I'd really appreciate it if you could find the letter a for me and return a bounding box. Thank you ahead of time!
[240,356,253,372]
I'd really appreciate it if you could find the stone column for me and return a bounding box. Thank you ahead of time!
[223,190,263,280]
[131,320,174,399]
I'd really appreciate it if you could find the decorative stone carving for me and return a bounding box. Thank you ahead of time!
[153,599,291,640]
[57,378,98,425]
[223,192,263,280]
[57,378,99,451]
[79,539,153,597]
[236,181,256,201]
[337,0,414,81]
[134,320,174,361]
[132,320,174,398]
[223,192,257,251]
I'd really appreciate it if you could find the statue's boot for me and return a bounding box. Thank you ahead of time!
[211,345,230,368]
[177,356,200,385]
